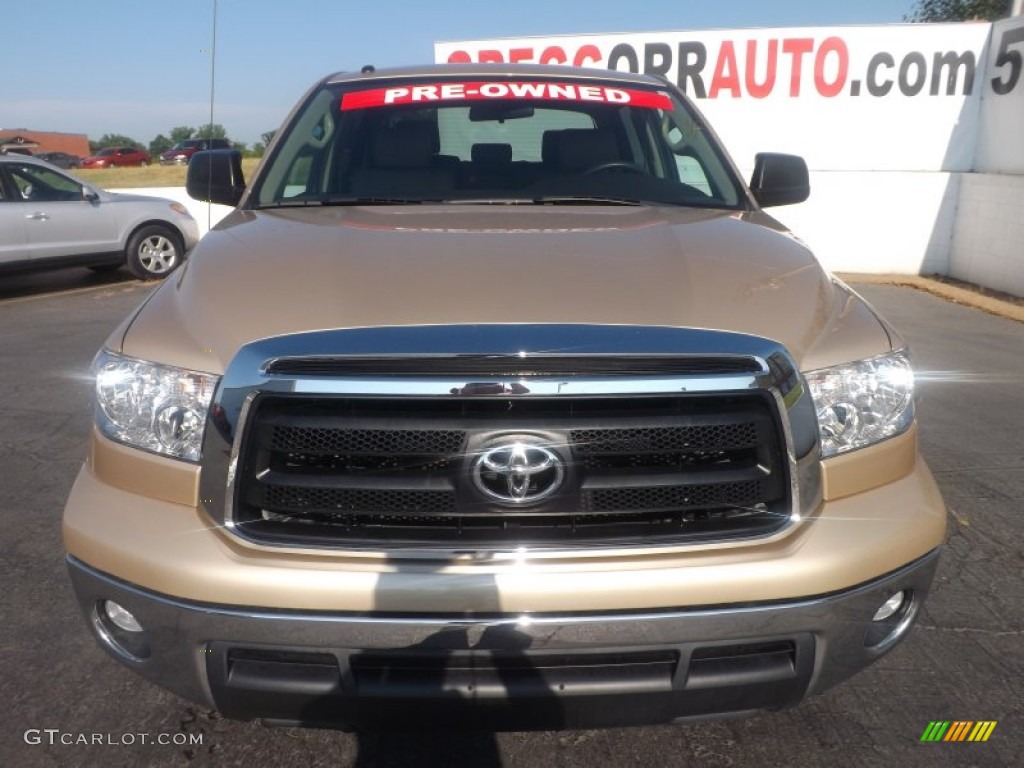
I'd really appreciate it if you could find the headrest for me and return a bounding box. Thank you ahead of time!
[371,122,436,168]
[471,143,513,166]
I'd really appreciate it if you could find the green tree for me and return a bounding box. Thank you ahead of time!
[260,129,277,146]
[149,134,172,156]
[195,123,228,139]
[169,126,195,144]
[90,134,143,152]
[905,0,1009,21]
[251,142,266,157]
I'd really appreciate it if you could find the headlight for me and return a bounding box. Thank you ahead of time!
[94,349,219,462]
[805,349,915,458]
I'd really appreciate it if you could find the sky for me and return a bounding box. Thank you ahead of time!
[1,0,921,148]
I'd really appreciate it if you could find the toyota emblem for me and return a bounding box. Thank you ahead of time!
[472,442,564,505]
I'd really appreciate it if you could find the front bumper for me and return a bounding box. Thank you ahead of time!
[68,550,940,730]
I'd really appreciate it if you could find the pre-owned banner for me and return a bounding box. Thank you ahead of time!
[436,22,1019,173]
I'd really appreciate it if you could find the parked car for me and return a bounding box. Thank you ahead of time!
[159,137,232,165]
[35,151,83,169]
[81,146,151,169]
[64,64,945,730]
[0,154,198,278]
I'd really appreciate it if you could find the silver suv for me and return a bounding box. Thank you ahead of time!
[0,154,198,279]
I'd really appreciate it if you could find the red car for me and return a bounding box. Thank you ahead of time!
[81,146,151,168]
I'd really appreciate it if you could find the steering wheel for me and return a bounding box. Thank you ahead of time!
[582,161,645,175]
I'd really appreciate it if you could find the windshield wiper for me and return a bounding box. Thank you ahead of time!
[530,196,645,206]
[318,197,431,206]
[435,196,647,206]
[257,197,431,209]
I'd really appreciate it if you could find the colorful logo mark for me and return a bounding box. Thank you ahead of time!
[920,721,997,742]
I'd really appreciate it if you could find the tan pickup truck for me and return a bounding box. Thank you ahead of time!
[63,64,946,730]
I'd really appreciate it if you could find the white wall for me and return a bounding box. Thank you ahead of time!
[770,171,959,275]
[948,173,1024,296]
[948,16,1024,296]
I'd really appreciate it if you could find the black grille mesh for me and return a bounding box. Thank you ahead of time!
[584,481,763,513]
[235,394,789,548]
[572,423,758,455]
[271,427,465,455]
[265,485,455,515]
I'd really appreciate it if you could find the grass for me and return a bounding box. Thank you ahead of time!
[73,157,262,189]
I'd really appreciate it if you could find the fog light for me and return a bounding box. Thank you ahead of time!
[864,589,917,652]
[104,600,143,632]
[872,591,906,622]
[94,600,151,661]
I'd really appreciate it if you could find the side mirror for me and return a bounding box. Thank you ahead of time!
[83,187,100,203]
[187,149,245,207]
[749,153,809,208]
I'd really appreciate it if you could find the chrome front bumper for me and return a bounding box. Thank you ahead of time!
[67,550,940,730]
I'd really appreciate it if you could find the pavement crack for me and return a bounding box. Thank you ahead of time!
[915,624,1023,636]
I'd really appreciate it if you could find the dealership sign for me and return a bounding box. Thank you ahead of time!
[436,20,1024,173]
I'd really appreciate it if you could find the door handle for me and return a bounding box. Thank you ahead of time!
[25,212,50,221]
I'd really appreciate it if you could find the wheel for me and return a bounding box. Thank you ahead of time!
[126,225,183,279]
[582,161,645,175]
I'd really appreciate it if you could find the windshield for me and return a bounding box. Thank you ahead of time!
[252,77,745,209]
[97,148,116,156]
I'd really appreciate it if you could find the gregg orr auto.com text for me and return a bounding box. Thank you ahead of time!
[446,27,1024,99]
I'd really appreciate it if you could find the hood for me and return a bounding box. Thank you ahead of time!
[119,205,892,374]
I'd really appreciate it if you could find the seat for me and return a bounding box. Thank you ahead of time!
[349,122,453,197]
[542,128,621,173]
[463,143,513,188]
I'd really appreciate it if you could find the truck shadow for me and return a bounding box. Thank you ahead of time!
[348,563,564,766]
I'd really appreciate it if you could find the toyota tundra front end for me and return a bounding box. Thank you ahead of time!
[63,64,945,730]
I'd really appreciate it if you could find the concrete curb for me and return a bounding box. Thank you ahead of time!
[840,273,1024,325]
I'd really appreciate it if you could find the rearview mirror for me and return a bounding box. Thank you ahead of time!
[749,153,809,207]
[187,149,245,207]
[469,103,535,122]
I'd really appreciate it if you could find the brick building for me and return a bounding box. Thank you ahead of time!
[0,130,90,157]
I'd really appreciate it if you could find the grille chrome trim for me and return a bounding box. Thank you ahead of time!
[201,324,822,560]
[264,354,763,377]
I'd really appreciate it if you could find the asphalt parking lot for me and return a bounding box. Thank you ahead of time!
[0,272,1020,767]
